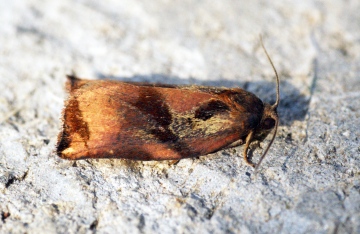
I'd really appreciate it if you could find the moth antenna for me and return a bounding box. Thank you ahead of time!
[254,117,279,172]
[259,35,280,109]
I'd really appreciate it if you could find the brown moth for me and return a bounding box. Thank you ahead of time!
[57,40,279,170]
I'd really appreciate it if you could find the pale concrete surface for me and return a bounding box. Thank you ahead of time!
[0,0,359,233]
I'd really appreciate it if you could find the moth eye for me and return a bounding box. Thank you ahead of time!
[263,118,275,130]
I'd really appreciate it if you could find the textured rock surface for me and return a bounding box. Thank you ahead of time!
[0,0,359,233]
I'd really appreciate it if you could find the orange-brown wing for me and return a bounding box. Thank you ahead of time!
[57,78,262,160]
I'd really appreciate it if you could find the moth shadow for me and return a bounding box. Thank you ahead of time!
[96,73,309,126]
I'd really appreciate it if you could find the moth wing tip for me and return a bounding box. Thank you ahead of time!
[65,75,84,92]
[66,74,78,81]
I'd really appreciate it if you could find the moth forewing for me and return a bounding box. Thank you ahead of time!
[57,38,280,170]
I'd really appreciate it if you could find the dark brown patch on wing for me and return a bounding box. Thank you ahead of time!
[57,98,90,156]
[134,88,172,127]
[131,87,198,156]
[194,100,230,120]
[133,87,177,142]
[56,125,70,156]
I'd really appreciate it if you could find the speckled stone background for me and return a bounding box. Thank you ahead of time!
[0,0,359,233]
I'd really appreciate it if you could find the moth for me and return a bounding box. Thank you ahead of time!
[57,41,279,170]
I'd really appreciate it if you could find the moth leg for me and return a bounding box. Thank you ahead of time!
[225,139,245,149]
[168,160,180,165]
[253,141,262,149]
[243,131,255,167]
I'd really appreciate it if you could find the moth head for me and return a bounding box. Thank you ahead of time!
[254,103,278,141]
